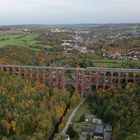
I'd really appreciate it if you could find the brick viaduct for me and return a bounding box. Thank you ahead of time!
[0,65,140,94]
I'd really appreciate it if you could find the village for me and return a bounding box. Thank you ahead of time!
[103,51,140,60]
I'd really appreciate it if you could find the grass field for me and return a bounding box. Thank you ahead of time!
[0,34,37,50]
[91,58,140,68]
[0,33,53,51]
[133,39,140,45]
[72,100,90,123]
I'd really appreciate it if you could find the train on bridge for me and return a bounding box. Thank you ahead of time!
[0,65,140,94]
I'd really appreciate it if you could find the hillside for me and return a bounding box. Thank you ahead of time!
[0,45,56,66]
[0,45,140,69]
[0,71,76,140]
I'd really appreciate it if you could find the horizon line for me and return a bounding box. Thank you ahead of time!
[0,22,140,26]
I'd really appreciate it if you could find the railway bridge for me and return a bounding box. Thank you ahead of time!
[0,65,140,94]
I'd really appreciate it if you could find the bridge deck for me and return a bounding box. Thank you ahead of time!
[0,65,140,72]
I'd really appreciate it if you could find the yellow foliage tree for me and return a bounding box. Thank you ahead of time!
[11,121,16,132]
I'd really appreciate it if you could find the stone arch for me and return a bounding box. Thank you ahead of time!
[20,68,25,73]
[105,85,110,89]
[32,69,37,79]
[105,79,111,84]
[77,71,83,82]
[18,68,21,73]
[122,85,126,89]
[44,72,50,80]
[38,69,45,81]
[113,72,119,77]
[91,71,97,84]
[136,73,140,82]
[38,73,44,82]
[99,72,105,76]
[91,71,96,76]
[8,67,13,72]
[112,79,119,84]
[91,85,96,91]
[3,67,8,72]
[98,85,104,89]
[15,67,19,72]
[120,72,126,78]
[20,73,25,78]
[128,79,134,83]
[98,76,104,84]
[65,84,75,94]
[91,76,96,84]
[78,84,83,93]
[128,72,134,78]
[120,79,126,85]
[24,69,30,78]
[105,71,112,77]
[65,70,75,81]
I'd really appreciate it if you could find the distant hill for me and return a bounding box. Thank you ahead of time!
[0,45,50,65]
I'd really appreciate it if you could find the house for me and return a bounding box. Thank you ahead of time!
[108,52,121,59]
[62,42,71,46]
[94,124,104,140]
[65,135,70,140]
[85,114,94,123]
[105,124,112,132]
[92,118,102,125]
[81,127,95,136]
[104,124,112,140]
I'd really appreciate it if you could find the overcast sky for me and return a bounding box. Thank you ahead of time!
[0,0,140,25]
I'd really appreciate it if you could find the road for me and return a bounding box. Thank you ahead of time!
[61,98,86,135]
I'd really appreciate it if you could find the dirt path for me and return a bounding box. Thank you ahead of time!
[61,98,86,135]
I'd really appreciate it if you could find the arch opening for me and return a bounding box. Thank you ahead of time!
[9,67,13,73]
[91,77,96,84]
[65,84,75,94]
[128,72,134,78]
[120,79,126,85]
[20,73,25,78]
[105,79,111,84]
[99,72,105,76]
[98,85,104,89]
[15,68,19,72]
[128,79,134,83]
[105,85,110,89]
[99,77,104,84]
[65,70,75,81]
[112,79,119,84]
[91,85,96,91]
[113,72,119,77]
[106,72,111,77]
[136,74,140,82]
[120,72,126,78]
[3,67,8,71]
[122,86,126,89]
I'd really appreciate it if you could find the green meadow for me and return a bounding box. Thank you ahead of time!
[0,33,52,51]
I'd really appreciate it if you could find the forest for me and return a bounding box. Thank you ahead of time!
[90,83,140,140]
[0,72,80,140]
